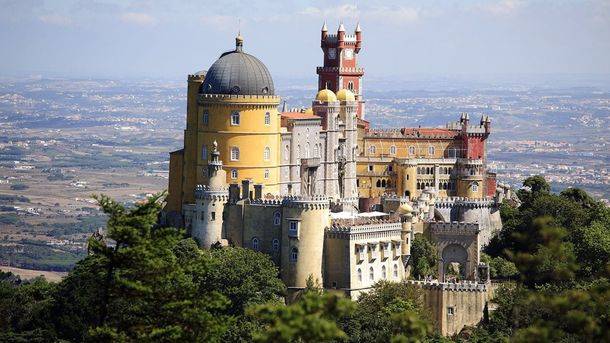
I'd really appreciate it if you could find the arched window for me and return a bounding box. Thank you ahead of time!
[470,168,475,176]
[376,180,381,187]
[369,145,376,154]
[264,112,271,125]
[471,182,479,192]
[231,169,238,179]
[314,144,319,157]
[273,211,281,226]
[251,237,259,251]
[409,146,416,155]
[202,110,209,125]
[369,267,374,281]
[264,169,270,179]
[231,146,240,161]
[264,146,270,161]
[382,265,387,279]
[272,238,280,252]
[390,145,396,155]
[406,174,409,180]
[348,81,354,91]
[290,247,298,262]
[231,111,240,125]
[201,145,207,160]
[304,143,310,158]
[393,264,398,278]
[357,268,362,282]
[381,179,386,187]
[426,167,431,175]
[428,146,435,156]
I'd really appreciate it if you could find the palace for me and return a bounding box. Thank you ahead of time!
[162,24,506,335]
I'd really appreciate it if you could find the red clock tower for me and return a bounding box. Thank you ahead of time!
[317,22,365,119]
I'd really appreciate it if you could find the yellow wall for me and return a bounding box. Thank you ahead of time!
[362,138,459,159]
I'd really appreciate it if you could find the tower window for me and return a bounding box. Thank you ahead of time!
[201,145,207,160]
[382,265,387,279]
[393,264,399,278]
[471,182,479,192]
[368,165,373,172]
[264,146,270,161]
[231,169,238,179]
[290,247,298,262]
[264,112,271,125]
[304,143,310,158]
[210,212,215,221]
[231,111,240,125]
[252,237,259,251]
[409,146,416,155]
[285,145,290,160]
[202,110,209,125]
[369,145,376,154]
[357,268,362,282]
[273,211,281,226]
[272,238,280,252]
[428,146,435,156]
[288,221,299,238]
[390,145,396,155]
[264,169,270,179]
[369,267,374,281]
[231,147,240,161]
[347,81,354,91]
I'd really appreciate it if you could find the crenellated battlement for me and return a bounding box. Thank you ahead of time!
[434,197,496,209]
[249,198,283,206]
[194,184,229,201]
[282,195,330,209]
[405,279,488,292]
[429,221,480,235]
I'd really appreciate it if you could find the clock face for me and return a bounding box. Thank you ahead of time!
[328,48,336,59]
[344,49,353,60]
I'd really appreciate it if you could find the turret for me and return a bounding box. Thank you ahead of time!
[337,22,345,41]
[355,22,362,52]
[321,21,328,41]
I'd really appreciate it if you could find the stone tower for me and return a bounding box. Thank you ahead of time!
[191,142,229,248]
[317,22,365,119]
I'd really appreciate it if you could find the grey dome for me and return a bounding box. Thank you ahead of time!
[201,48,274,96]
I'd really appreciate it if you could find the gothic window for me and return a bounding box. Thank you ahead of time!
[348,81,354,91]
[264,112,271,125]
[272,238,280,252]
[201,145,207,160]
[409,146,416,155]
[369,145,376,154]
[264,146,271,161]
[381,179,386,187]
[231,169,238,179]
[393,264,398,278]
[290,247,298,262]
[252,237,259,251]
[470,168,475,176]
[369,267,374,281]
[264,169,270,179]
[202,110,209,125]
[428,146,435,156]
[382,266,387,279]
[273,211,281,226]
[388,165,393,172]
[231,111,240,125]
[231,147,240,161]
[314,144,319,157]
[390,145,396,155]
[304,143,310,158]
[357,268,362,282]
[376,180,381,187]
[288,221,299,238]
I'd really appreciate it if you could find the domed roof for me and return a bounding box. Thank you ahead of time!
[315,88,337,102]
[200,35,274,96]
[397,203,413,215]
[336,89,355,101]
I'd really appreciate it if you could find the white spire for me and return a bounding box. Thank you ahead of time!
[338,22,345,32]
[355,22,361,32]
[321,21,328,31]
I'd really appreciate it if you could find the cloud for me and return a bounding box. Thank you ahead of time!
[200,15,239,31]
[479,0,524,16]
[299,4,359,20]
[38,14,73,26]
[298,3,419,25]
[367,6,419,24]
[120,12,157,26]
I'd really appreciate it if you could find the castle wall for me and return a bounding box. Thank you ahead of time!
[242,201,283,264]
[165,149,184,214]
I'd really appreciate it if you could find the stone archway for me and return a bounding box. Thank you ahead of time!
[441,243,468,281]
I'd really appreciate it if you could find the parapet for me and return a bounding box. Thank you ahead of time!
[282,195,330,209]
[434,197,496,209]
[405,280,487,292]
[428,221,480,235]
[197,93,280,105]
[194,184,229,201]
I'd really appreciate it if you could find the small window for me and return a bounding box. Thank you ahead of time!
[369,145,376,154]
[231,111,240,125]
[202,110,209,125]
[357,268,362,282]
[264,146,270,161]
[428,146,435,156]
[393,264,398,278]
[348,81,354,91]
[409,146,415,155]
[390,145,396,155]
[252,237,259,251]
[201,145,207,160]
[264,112,271,125]
[231,169,238,179]
[264,169,270,179]
[210,212,215,221]
[272,238,280,252]
[284,145,290,160]
[368,165,374,172]
[471,182,479,192]
[273,211,281,226]
[382,266,387,279]
[369,267,374,281]
[448,307,455,316]
[288,221,299,238]
[231,147,240,161]
[304,143,310,158]
[290,247,298,262]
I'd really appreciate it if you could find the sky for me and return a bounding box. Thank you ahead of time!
[0,0,609,80]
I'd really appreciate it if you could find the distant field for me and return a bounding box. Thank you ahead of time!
[0,265,67,282]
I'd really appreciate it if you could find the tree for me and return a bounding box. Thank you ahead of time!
[341,281,432,343]
[410,234,437,279]
[522,175,550,195]
[248,290,355,343]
